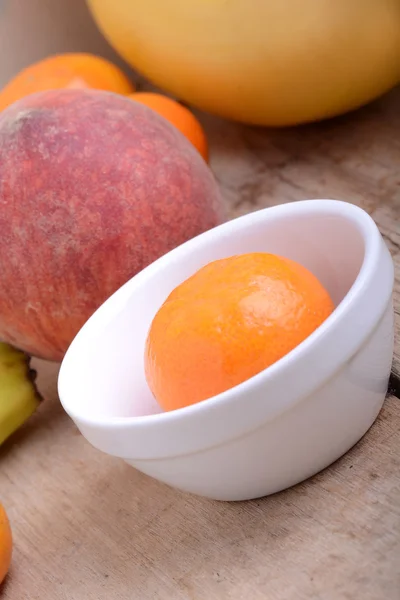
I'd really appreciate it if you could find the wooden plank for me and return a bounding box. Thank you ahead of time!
[0,85,399,600]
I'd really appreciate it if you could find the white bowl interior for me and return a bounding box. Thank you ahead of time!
[62,206,366,421]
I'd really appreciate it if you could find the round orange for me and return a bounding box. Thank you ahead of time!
[0,53,135,112]
[145,252,334,411]
[129,92,209,162]
[0,503,12,585]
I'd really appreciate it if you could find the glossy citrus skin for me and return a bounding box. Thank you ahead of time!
[0,53,135,112]
[0,503,12,585]
[145,252,335,411]
[130,92,208,162]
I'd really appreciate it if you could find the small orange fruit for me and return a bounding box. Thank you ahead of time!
[145,252,334,411]
[129,92,209,162]
[0,503,12,585]
[0,53,135,112]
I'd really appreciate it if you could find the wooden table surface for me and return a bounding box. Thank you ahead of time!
[1,86,399,600]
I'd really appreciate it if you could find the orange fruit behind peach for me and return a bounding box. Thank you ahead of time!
[145,252,335,411]
[130,92,209,162]
[0,503,12,585]
[0,53,135,112]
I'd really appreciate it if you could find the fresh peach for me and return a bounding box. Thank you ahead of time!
[0,89,223,361]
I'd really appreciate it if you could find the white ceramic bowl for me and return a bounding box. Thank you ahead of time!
[58,199,394,501]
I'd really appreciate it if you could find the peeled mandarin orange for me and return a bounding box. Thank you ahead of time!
[129,92,209,162]
[0,503,12,585]
[0,53,135,112]
[145,252,334,411]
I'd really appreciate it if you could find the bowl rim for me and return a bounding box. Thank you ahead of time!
[58,199,394,456]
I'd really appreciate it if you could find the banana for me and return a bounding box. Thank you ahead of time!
[0,342,42,446]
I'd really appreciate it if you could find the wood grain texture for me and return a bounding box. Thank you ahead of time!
[0,85,399,600]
